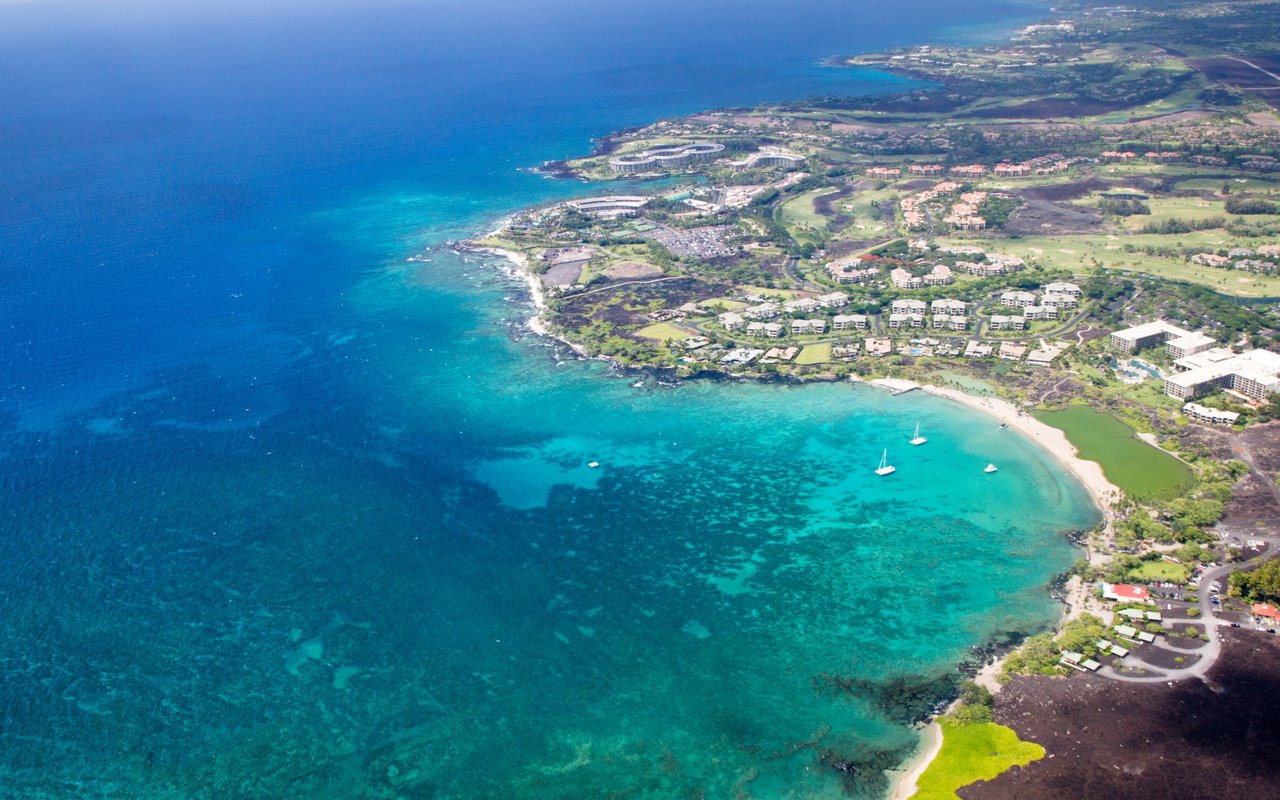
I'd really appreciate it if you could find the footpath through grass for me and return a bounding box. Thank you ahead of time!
[1034,405,1194,500]
[913,718,1044,800]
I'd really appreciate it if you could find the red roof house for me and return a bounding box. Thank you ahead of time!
[1102,583,1152,603]
[1253,603,1280,621]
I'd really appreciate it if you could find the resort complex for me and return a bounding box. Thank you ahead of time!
[607,141,725,174]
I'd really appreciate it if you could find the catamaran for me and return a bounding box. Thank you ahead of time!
[910,422,927,446]
[984,463,999,473]
[875,449,896,476]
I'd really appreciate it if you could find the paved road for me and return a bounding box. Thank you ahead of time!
[1101,547,1275,683]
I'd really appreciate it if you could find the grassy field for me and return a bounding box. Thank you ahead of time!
[1128,560,1190,583]
[635,322,694,342]
[934,233,1280,297]
[1034,405,1194,500]
[777,187,839,243]
[1176,177,1280,192]
[795,343,833,364]
[913,719,1045,800]
[833,186,895,240]
[702,297,747,311]
[1118,196,1235,231]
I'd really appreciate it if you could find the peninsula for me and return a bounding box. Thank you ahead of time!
[459,0,1280,796]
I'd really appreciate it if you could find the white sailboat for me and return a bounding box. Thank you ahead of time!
[875,449,896,476]
[910,422,927,446]
[984,463,999,473]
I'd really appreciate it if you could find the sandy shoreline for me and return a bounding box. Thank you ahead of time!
[881,384,1120,797]
[919,384,1121,525]
[887,722,943,800]
[465,238,1119,799]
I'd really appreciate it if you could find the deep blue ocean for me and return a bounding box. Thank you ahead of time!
[0,1,1096,797]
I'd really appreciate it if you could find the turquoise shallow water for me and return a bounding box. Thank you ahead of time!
[1,262,1095,795]
[0,0,1094,796]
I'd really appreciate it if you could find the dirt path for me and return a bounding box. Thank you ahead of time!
[1228,56,1280,85]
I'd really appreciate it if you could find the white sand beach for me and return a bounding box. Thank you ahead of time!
[920,384,1121,523]
[888,721,943,800]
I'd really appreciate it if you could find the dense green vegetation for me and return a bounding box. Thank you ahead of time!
[1230,555,1280,605]
[1002,614,1108,676]
[1099,197,1151,217]
[1225,197,1279,215]
[1034,406,1194,500]
[913,719,1045,800]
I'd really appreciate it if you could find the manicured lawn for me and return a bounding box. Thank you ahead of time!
[635,322,694,341]
[795,343,832,364]
[934,233,1280,298]
[1128,560,1190,583]
[1119,196,1237,231]
[777,187,839,242]
[913,719,1044,800]
[1034,405,1194,500]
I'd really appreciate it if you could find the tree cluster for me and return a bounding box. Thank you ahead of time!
[1229,555,1280,605]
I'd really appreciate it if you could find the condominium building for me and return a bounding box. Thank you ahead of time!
[826,257,880,285]
[1182,402,1240,425]
[891,299,928,315]
[791,319,827,335]
[930,299,968,316]
[832,314,868,331]
[932,314,969,331]
[999,291,1037,308]
[989,315,1026,331]
[719,312,745,331]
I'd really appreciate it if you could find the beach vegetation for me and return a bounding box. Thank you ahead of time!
[949,681,995,725]
[912,718,1044,800]
[1002,614,1107,677]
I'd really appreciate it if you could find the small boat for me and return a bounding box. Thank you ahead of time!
[910,422,927,446]
[875,449,896,476]
[588,461,600,468]
[984,463,999,473]
[998,422,1009,430]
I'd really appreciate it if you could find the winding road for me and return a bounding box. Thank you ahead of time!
[1101,542,1277,684]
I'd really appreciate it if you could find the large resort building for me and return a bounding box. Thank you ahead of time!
[608,142,725,174]
[1111,320,1280,402]
[728,147,805,170]
[1165,348,1280,401]
[1109,320,1204,355]
[567,195,650,219]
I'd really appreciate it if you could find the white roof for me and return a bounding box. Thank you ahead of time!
[1168,348,1280,392]
[1167,332,1216,349]
[1113,320,1193,342]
